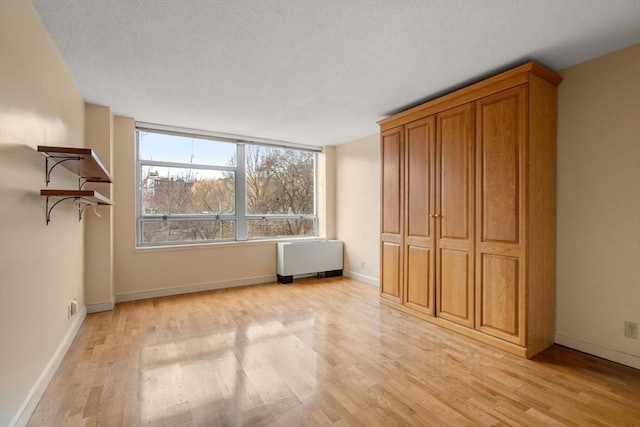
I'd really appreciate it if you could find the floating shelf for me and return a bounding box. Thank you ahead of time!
[38,145,112,184]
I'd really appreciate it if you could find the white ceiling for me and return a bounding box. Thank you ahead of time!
[31,0,640,147]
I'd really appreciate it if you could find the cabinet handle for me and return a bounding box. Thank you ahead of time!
[430,213,441,218]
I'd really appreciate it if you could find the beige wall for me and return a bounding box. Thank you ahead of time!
[335,133,380,286]
[84,104,114,310]
[318,146,336,239]
[556,44,640,368]
[112,119,334,299]
[0,1,86,425]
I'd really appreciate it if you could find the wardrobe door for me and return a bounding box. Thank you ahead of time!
[436,104,475,327]
[403,117,436,315]
[475,85,527,345]
[380,127,404,303]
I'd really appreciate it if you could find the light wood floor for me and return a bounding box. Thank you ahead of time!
[28,277,640,426]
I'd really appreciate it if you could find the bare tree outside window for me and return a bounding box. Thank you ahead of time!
[245,145,315,238]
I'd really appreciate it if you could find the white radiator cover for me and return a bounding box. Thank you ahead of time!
[277,240,343,276]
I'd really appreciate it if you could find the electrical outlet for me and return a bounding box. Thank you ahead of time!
[70,299,78,316]
[67,304,72,319]
[624,321,639,339]
[360,262,365,270]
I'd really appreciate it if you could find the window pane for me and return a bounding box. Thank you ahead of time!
[142,220,235,244]
[248,219,315,238]
[139,131,235,166]
[245,145,315,215]
[142,166,235,214]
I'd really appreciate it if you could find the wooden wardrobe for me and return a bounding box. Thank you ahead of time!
[379,62,562,358]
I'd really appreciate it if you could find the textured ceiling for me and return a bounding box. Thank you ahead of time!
[31,0,640,147]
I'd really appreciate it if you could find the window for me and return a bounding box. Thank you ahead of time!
[136,126,318,246]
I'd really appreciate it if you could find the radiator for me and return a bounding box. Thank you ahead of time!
[276,240,344,284]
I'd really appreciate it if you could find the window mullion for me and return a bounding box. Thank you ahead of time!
[312,153,318,237]
[236,143,247,240]
[136,131,144,246]
[141,159,236,172]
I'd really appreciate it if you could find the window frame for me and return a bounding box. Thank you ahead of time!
[135,124,319,247]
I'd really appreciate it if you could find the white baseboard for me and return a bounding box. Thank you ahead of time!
[115,275,277,303]
[555,332,640,369]
[86,300,115,313]
[10,306,87,427]
[344,270,379,287]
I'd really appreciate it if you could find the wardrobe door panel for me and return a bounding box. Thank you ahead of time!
[406,119,431,238]
[478,87,524,244]
[476,86,527,344]
[381,127,403,303]
[436,104,475,327]
[404,117,435,314]
[382,242,402,299]
[406,245,432,311]
[438,249,471,324]
[478,254,522,344]
[381,128,403,236]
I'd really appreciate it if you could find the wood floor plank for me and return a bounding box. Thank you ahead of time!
[27,277,640,426]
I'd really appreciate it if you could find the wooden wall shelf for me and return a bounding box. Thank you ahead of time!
[38,145,112,184]
[40,190,113,205]
[40,190,114,225]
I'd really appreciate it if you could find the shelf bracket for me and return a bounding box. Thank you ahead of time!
[45,196,97,225]
[79,177,89,190]
[45,156,81,186]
